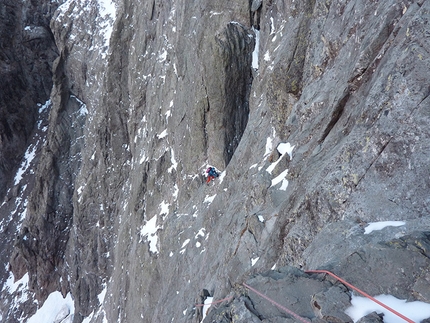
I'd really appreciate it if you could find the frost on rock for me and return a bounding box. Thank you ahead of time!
[96,0,117,55]
[13,100,51,186]
[55,0,117,59]
[13,144,37,186]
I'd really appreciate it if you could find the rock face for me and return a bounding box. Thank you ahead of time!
[1,0,430,323]
[0,0,58,199]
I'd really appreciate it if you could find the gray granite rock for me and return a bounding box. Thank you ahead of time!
[1,0,430,323]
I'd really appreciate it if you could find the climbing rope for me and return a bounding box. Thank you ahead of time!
[243,282,311,323]
[305,269,414,323]
[196,270,414,323]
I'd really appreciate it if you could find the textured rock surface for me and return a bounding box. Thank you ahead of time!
[0,0,58,199]
[0,0,58,319]
[1,0,430,323]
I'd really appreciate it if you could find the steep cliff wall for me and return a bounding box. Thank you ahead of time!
[1,0,430,322]
[0,0,58,200]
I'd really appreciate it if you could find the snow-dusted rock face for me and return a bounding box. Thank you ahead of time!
[1,0,430,322]
[0,0,58,199]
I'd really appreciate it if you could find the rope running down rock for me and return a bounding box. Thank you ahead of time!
[305,269,414,323]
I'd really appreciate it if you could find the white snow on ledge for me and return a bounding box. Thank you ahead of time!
[27,292,75,323]
[364,221,405,234]
[345,294,430,323]
[277,142,294,160]
[4,272,29,294]
[266,142,294,174]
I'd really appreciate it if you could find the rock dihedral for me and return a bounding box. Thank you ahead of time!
[1,0,430,323]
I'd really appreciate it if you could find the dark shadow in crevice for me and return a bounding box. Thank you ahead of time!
[216,23,254,166]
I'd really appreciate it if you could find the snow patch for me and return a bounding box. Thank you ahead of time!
[195,228,206,239]
[139,216,162,254]
[266,142,294,190]
[168,149,177,173]
[204,194,216,204]
[264,137,273,157]
[345,294,430,323]
[159,200,170,217]
[181,239,190,248]
[139,153,147,164]
[27,292,75,323]
[270,169,289,190]
[218,170,226,184]
[157,129,168,139]
[179,239,190,255]
[210,11,223,17]
[252,27,260,69]
[165,110,171,122]
[14,140,38,185]
[71,95,88,116]
[158,48,168,62]
[172,184,179,200]
[270,17,275,35]
[38,99,51,113]
[201,297,214,322]
[4,272,28,293]
[98,284,107,305]
[97,0,117,50]
[264,50,271,62]
[364,221,406,234]
[251,257,260,266]
[277,142,294,159]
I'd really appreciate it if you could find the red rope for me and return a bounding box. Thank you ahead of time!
[243,282,311,323]
[305,269,414,323]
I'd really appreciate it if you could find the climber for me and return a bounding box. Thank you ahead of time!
[206,167,219,184]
